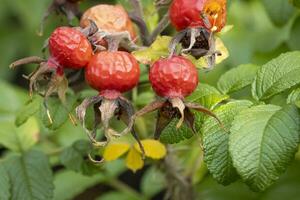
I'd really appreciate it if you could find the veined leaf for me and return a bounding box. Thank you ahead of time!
[60,140,101,175]
[40,92,77,130]
[229,105,300,192]
[252,51,300,100]
[217,64,260,94]
[132,36,171,64]
[0,116,39,152]
[287,88,300,107]
[15,96,42,126]
[160,118,194,144]
[4,150,54,200]
[203,100,253,185]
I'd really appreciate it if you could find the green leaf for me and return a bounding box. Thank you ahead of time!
[160,119,194,144]
[252,51,300,100]
[287,88,300,107]
[287,16,300,50]
[229,105,300,192]
[54,170,105,200]
[262,0,295,26]
[291,0,300,8]
[0,163,10,200]
[60,140,101,175]
[217,64,260,94]
[202,100,253,185]
[132,36,172,64]
[15,96,42,126]
[135,92,155,107]
[141,167,166,197]
[4,150,54,200]
[40,92,77,130]
[0,116,39,152]
[188,84,229,130]
[0,80,27,114]
[187,84,229,109]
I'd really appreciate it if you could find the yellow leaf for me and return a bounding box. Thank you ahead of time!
[215,37,229,65]
[134,139,167,159]
[126,147,144,172]
[132,36,172,65]
[103,143,130,161]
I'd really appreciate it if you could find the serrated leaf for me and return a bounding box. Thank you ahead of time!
[187,84,229,109]
[188,83,229,130]
[252,51,300,100]
[132,36,171,64]
[217,64,260,94]
[54,170,105,200]
[287,88,300,107]
[60,140,101,175]
[4,150,54,200]
[202,100,253,185]
[159,84,228,144]
[262,0,295,26]
[160,118,194,144]
[0,116,39,152]
[0,163,10,200]
[229,105,300,192]
[40,92,77,130]
[15,96,42,126]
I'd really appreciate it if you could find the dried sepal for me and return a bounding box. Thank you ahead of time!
[39,0,82,36]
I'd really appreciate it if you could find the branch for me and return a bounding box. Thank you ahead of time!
[149,12,170,44]
[129,0,150,45]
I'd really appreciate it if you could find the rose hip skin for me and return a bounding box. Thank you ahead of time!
[80,4,136,40]
[49,27,93,69]
[169,0,226,32]
[150,56,198,98]
[85,51,140,99]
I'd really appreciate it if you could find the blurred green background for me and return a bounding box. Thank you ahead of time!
[0,0,300,200]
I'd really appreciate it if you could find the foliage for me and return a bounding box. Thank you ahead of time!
[0,0,300,199]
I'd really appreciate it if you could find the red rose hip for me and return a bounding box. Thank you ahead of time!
[150,56,198,98]
[85,51,140,99]
[169,0,226,32]
[49,27,93,69]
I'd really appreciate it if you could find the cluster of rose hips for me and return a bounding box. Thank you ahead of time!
[10,0,226,161]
